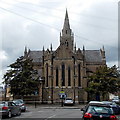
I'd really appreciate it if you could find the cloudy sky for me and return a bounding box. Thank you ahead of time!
[0,0,119,84]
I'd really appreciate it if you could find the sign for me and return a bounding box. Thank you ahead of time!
[60,91,65,94]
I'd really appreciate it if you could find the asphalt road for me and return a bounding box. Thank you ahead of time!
[11,104,83,119]
[3,104,120,120]
[15,108,83,119]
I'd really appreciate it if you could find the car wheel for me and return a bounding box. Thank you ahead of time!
[8,111,12,118]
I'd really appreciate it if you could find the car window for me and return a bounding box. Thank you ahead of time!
[87,106,113,114]
[66,98,72,100]
[8,102,16,106]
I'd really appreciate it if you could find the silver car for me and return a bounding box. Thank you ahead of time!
[13,99,26,112]
[64,98,74,105]
[0,101,21,118]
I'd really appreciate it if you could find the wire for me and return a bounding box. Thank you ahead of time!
[0,0,115,31]
[0,7,60,32]
[0,6,116,48]
[0,0,116,22]
[0,1,63,20]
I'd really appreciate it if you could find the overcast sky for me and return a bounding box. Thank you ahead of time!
[0,0,119,84]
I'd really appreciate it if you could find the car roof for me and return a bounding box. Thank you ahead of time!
[89,101,103,104]
[88,101,112,107]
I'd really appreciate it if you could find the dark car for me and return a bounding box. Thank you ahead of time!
[0,101,21,118]
[102,101,120,115]
[81,101,117,120]
[13,99,26,112]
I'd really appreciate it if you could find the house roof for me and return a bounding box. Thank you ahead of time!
[85,50,103,63]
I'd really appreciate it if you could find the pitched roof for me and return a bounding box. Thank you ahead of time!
[85,50,103,63]
[28,50,103,63]
[28,51,43,63]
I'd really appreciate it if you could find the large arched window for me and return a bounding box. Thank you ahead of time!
[56,67,59,86]
[78,64,81,86]
[68,66,71,86]
[62,64,65,86]
[46,63,48,87]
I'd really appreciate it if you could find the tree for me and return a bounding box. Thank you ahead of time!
[3,56,40,98]
[85,65,120,101]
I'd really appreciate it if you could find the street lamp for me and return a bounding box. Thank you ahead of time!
[39,77,45,104]
[72,56,76,104]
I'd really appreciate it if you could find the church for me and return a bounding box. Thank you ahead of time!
[24,10,106,103]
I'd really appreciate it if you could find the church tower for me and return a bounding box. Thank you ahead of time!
[60,9,74,50]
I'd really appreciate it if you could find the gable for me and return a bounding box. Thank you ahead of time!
[54,45,73,59]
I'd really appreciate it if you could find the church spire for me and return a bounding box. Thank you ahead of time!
[60,9,74,50]
[63,9,70,32]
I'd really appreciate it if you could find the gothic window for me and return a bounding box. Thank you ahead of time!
[78,64,81,86]
[46,63,48,87]
[62,64,65,86]
[56,67,59,86]
[68,66,71,86]
[66,30,67,34]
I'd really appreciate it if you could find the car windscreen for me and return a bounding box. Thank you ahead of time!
[65,98,72,100]
[87,105,113,114]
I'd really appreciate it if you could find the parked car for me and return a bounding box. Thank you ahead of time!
[81,101,117,120]
[64,98,74,105]
[102,101,120,115]
[13,99,26,112]
[0,101,21,118]
[112,96,120,104]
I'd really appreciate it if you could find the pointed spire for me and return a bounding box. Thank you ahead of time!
[43,46,44,54]
[63,9,70,30]
[74,42,76,52]
[83,45,85,51]
[24,46,27,56]
[50,43,52,52]
[102,45,105,51]
[65,8,69,20]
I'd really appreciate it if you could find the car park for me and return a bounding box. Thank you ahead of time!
[13,99,26,112]
[102,101,120,115]
[0,101,21,118]
[81,101,117,120]
[64,98,74,105]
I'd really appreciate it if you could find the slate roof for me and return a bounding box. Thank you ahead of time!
[28,51,43,63]
[28,50,103,63]
[85,50,103,63]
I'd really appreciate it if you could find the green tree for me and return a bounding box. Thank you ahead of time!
[3,56,40,98]
[85,65,120,101]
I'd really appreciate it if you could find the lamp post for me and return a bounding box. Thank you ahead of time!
[61,78,64,107]
[72,56,76,104]
[39,77,45,104]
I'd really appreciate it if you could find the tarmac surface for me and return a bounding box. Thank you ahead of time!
[25,103,86,110]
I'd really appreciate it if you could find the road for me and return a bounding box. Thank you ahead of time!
[12,105,83,119]
[4,104,120,120]
[15,108,83,119]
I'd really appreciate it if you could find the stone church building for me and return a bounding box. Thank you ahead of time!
[24,10,106,103]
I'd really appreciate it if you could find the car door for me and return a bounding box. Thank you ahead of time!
[8,102,18,115]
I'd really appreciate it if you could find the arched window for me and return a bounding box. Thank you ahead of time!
[62,64,65,86]
[46,63,48,87]
[78,64,81,86]
[56,67,59,86]
[66,30,67,34]
[68,66,71,86]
